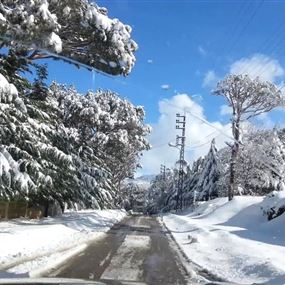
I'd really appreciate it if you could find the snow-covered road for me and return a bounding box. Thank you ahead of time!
[47,215,192,285]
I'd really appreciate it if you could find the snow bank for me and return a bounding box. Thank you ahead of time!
[163,196,285,284]
[0,210,126,275]
[261,191,285,220]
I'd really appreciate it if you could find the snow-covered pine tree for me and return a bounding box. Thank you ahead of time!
[0,72,124,213]
[53,84,151,189]
[215,146,230,197]
[147,169,175,213]
[49,83,151,208]
[0,66,82,212]
[1,72,142,211]
[120,178,149,211]
[236,129,285,195]
[0,0,137,75]
[94,93,151,187]
[0,48,32,92]
[0,6,147,212]
[0,72,38,199]
[196,139,220,201]
[182,156,205,204]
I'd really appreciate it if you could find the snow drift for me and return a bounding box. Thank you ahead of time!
[163,194,285,284]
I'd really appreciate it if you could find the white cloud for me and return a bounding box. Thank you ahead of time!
[161,84,170,90]
[202,70,219,88]
[220,104,232,116]
[230,54,284,82]
[198,45,207,56]
[139,94,232,175]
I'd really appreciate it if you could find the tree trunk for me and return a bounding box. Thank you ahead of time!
[44,200,49,217]
[229,146,237,201]
[59,200,65,214]
[229,118,240,201]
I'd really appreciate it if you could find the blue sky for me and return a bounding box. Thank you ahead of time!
[41,0,285,174]
[42,0,285,122]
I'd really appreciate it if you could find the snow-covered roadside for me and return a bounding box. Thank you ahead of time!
[163,196,285,285]
[0,210,126,277]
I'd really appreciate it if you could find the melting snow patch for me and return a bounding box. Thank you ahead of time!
[101,235,150,281]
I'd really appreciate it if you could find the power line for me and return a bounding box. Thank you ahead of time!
[163,100,234,141]
[150,130,228,151]
[222,0,252,55]
[229,8,285,79]
[189,130,218,145]
[189,125,232,146]
[186,134,222,149]
[252,38,285,79]
[238,22,285,78]
[227,0,264,54]
[164,100,284,178]
[150,142,169,149]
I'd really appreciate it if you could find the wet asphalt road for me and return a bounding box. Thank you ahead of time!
[48,215,191,285]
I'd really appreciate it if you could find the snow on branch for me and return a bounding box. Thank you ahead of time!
[214,74,284,121]
[0,0,138,75]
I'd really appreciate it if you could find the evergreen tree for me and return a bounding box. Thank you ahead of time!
[0,48,32,92]
[236,129,285,195]
[51,84,151,188]
[0,2,149,213]
[147,169,175,213]
[182,157,205,204]
[30,64,49,101]
[0,72,150,212]
[196,139,220,201]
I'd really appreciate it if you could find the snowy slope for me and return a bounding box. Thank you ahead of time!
[163,196,285,284]
[0,210,126,277]
[125,175,154,189]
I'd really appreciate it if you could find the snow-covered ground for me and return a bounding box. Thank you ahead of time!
[0,210,126,277]
[163,196,285,285]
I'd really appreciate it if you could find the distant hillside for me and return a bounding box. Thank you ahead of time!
[123,175,155,192]
[135,175,156,183]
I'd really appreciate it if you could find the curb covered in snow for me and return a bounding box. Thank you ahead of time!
[159,215,227,284]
